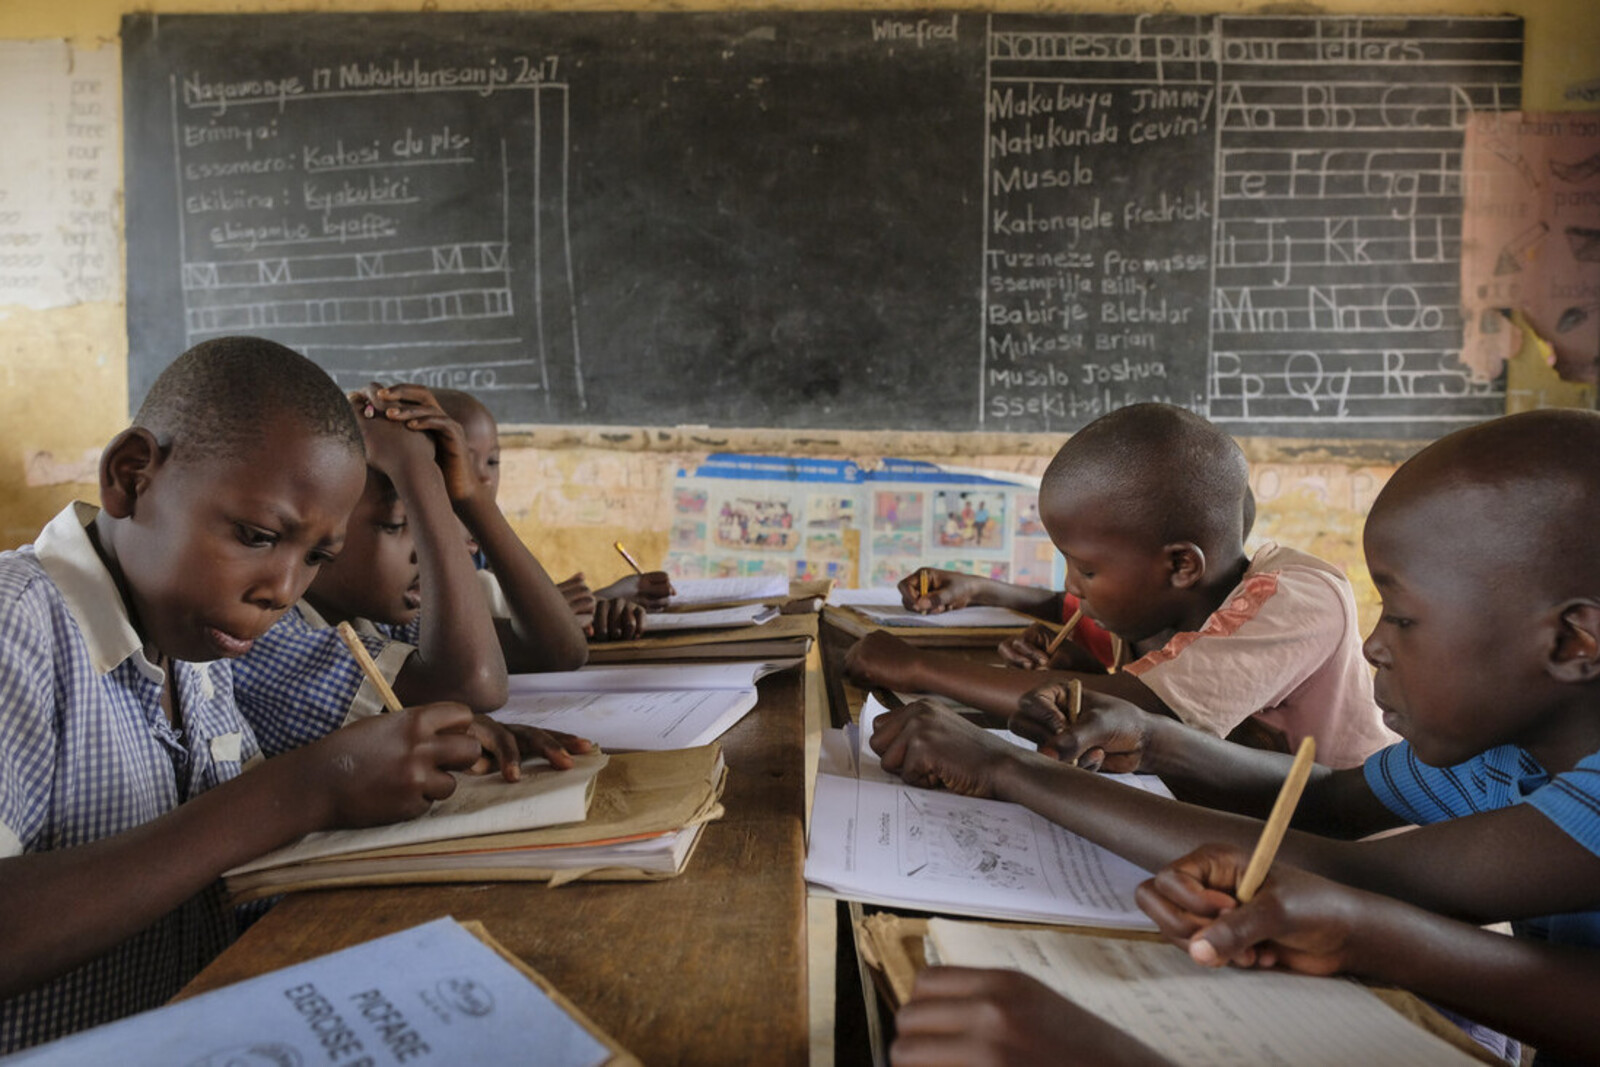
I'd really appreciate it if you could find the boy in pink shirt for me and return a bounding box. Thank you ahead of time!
[847,403,1391,768]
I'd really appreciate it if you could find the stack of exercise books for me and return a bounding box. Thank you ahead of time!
[583,576,828,663]
[7,917,638,1065]
[224,743,727,901]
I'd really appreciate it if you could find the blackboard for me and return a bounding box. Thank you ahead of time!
[123,12,1522,437]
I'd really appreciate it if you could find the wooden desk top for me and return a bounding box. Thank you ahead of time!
[180,660,813,1066]
[817,608,1010,727]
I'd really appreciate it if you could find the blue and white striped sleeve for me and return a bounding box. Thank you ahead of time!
[1364,742,1539,826]
[0,590,68,857]
[1527,750,1600,860]
[231,613,412,757]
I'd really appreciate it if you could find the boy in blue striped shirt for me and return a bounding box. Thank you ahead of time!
[874,408,1600,1063]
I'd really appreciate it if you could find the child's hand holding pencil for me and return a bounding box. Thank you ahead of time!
[1008,681,1157,773]
[897,567,980,614]
[335,621,593,781]
[1135,839,1366,976]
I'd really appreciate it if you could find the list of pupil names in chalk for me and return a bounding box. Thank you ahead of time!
[170,54,569,400]
[979,15,1522,434]
[981,16,1216,431]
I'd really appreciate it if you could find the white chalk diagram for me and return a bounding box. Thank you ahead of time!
[168,75,584,414]
[897,788,1040,891]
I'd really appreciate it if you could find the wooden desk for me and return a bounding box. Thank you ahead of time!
[181,659,813,1066]
[817,605,1017,727]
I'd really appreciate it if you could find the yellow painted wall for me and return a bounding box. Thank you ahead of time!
[3,0,1598,633]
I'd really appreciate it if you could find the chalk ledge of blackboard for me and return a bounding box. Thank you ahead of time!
[491,424,1424,466]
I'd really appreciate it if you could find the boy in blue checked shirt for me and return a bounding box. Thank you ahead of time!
[0,337,538,1051]
[874,408,1600,1064]
[232,382,592,772]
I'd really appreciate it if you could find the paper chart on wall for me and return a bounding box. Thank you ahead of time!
[0,41,122,313]
[666,454,1061,594]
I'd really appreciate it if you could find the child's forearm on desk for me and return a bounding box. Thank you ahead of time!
[1340,894,1600,1062]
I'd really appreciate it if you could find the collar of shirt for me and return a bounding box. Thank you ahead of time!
[32,502,165,684]
[294,599,385,639]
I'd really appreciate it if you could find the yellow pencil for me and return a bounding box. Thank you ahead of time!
[918,569,929,602]
[336,620,403,714]
[1042,606,1084,664]
[613,540,645,575]
[1236,736,1317,903]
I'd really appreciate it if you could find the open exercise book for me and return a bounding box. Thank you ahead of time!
[667,574,789,607]
[805,696,1171,928]
[585,611,815,664]
[5,918,637,1066]
[922,917,1485,1066]
[491,660,800,751]
[829,586,1035,629]
[224,744,727,901]
[644,603,780,632]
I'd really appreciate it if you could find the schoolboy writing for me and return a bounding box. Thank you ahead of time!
[896,488,1255,675]
[852,403,1393,768]
[872,409,1600,1062]
[0,338,515,1051]
[429,385,668,643]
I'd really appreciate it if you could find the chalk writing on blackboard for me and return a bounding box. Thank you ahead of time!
[162,55,582,415]
[978,14,1520,433]
[124,13,1521,437]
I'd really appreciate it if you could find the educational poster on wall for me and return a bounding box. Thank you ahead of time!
[0,41,121,312]
[1461,112,1600,384]
[665,454,1062,591]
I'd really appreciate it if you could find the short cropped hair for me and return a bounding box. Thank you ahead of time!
[433,387,491,428]
[1380,408,1600,595]
[1043,403,1249,552]
[135,336,363,464]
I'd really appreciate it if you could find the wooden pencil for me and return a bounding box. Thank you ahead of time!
[613,541,645,575]
[1066,678,1082,726]
[336,620,403,714]
[1235,736,1317,903]
[869,687,906,711]
[1042,606,1084,663]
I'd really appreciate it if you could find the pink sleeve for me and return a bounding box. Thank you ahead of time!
[1124,570,1347,738]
